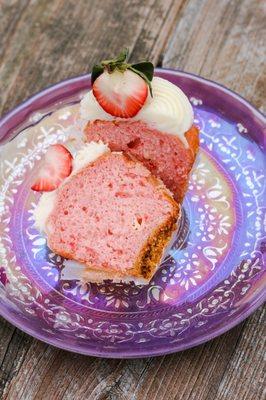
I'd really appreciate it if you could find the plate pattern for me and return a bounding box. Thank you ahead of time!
[0,73,265,355]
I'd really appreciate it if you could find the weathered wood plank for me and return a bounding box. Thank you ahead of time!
[2,308,265,400]
[0,318,16,394]
[0,0,183,116]
[0,0,30,61]
[0,0,265,399]
[0,318,32,399]
[163,0,266,112]
[215,307,265,400]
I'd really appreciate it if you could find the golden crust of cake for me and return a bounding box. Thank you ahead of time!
[185,125,200,156]
[175,124,200,201]
[133,204,179,279]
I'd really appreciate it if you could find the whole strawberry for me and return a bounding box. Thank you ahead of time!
[91,49,154,118]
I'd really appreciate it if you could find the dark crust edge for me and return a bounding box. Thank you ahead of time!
[131,199,180,279]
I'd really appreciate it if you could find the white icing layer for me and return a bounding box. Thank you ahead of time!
[33,142,110,233]
[137,77,193,139]
[33,191,57,233]
[80,76,194,142]
[72,142,110,173]
[61,260,149,285]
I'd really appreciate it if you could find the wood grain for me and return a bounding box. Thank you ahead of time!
[1,308,265,400]
[0,0,265,399]
[0,0,30,61]
[0,0,183,116]
[163,0,266,112]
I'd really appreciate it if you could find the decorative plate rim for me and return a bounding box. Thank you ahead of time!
[0,288,264,359]
[0,69,265,358]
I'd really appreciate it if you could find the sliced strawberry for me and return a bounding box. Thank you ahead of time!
[31,144,73,192]
[93,69,148,118]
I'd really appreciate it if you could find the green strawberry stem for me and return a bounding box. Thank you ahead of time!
[91,48,154,96]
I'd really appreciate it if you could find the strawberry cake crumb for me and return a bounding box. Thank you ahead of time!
[45,151,179,280]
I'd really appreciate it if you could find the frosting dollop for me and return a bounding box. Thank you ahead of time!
[33,191,57,233]
[72,142,110,173]
[80,77,194,142]
[137,77,194,138]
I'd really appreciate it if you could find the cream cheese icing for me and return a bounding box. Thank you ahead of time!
[72,141,110,173]
[80,76,194,143]
[61,259,149,285]
[33,191,57,233]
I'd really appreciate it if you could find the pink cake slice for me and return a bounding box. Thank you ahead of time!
[46,151,179,280]
[85,120,199,203]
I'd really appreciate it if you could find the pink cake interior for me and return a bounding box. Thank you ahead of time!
[85,120,199,202]
[46,153,177,275]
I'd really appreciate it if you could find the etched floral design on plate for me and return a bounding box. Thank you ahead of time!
[0,89,265,346]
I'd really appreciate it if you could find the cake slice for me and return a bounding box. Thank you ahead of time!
[33,143,179,282]
[81,50,199,203]
[85,119,199,203]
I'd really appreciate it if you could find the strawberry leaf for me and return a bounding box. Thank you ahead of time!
[131,62,154,82]
[91,64,104,84]
[91,50,154,96]
[114,48,129,63]
[91,49,129,84]
[101,48,129,67]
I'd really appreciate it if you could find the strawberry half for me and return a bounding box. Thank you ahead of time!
[91,49,154,118]
[93,69,148,118]
[31,144,73,192]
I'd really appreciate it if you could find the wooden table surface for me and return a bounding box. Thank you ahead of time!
[0,1,265,399]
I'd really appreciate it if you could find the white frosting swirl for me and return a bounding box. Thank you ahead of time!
[80,77,194,144]
[137,77,194,139]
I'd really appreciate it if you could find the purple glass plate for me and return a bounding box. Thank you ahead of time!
[0,69,265,358]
